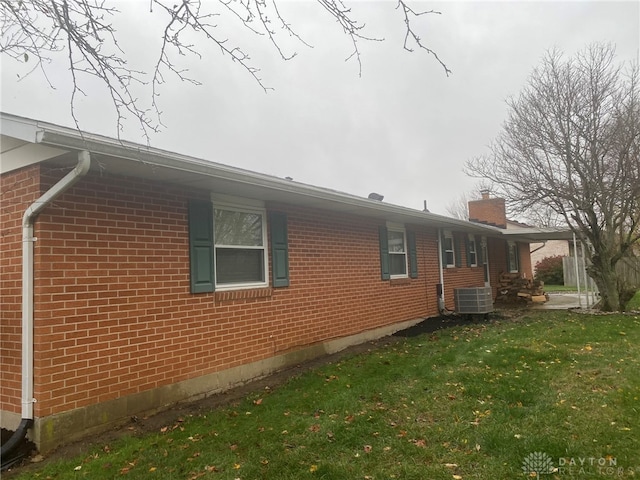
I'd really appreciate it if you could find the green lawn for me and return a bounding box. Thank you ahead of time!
[543,284,578,293]
[626,290,640,311]
[12,311,640,479]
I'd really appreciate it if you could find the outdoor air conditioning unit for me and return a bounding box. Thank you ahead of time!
[454,287,494,315]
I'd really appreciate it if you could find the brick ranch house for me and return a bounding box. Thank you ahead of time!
[468,190,574,279]
[1,113,560,453]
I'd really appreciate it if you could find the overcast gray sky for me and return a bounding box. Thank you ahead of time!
[1,0,639,215]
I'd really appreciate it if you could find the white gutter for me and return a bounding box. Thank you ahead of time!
[29,127,499,235]
[3,151,91,457]
[530,241,547,254]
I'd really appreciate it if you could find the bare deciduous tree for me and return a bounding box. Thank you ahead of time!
[466,43,640,311]
[0,0,450,139]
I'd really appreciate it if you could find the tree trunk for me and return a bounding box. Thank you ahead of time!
[588,257,621,311]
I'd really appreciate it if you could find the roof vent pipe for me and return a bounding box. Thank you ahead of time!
[1,150,91,459]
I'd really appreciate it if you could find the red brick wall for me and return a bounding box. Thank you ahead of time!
[468,197,507,229]
[488,237,507,299]
[0,165,42,416]
[441,231,486,308]
[2,166,491,420]
[485,237,533,298]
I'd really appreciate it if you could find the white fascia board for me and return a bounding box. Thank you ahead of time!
[0,114,69,174]
[0,114,40,143]
[502,227,574,241]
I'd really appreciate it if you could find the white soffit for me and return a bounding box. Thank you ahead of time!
[0,136,68,174]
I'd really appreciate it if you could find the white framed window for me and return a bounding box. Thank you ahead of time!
[444,230,455,268]
[213,203,268,290]
[507,241,519,273]
[468,234,478,267]
[387,224,408,278]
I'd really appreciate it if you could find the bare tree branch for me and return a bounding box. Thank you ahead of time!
[397,0,450,76]
[1,0,449,140]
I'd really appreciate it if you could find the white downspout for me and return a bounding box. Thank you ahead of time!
[437,228,445,313]
[4,151,90,456]
[573,232,582,308]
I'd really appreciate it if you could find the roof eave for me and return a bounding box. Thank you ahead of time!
[34,127,499,234]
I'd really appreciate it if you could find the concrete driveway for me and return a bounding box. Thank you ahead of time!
[532,292,595,310]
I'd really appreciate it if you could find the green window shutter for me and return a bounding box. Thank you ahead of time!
[407,231,418,278]
[476,236,484,265]
[465,236,471,267]
[454,234,462,267]
[440,231,447,266]
[379,226,390,280]
[269,212,290,287]
[188,199,215,293]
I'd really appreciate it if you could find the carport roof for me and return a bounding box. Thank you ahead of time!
[501,226,575,242]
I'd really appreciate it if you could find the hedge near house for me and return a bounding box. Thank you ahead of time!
[535,255,564,285]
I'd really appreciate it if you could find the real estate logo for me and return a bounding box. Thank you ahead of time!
[522,452,555,478]
[522,452,640,477]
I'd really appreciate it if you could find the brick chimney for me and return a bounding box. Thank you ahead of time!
[468,190,507,229]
